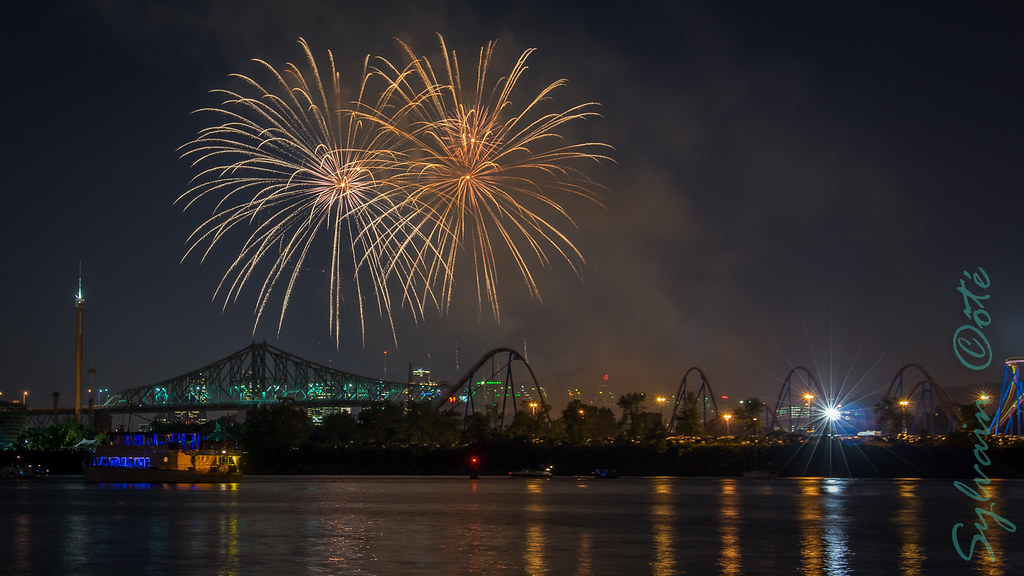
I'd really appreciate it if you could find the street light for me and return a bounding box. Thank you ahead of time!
[803,393,815,432]
[22,391,28,406]
[899,399,909,435]
[529,402,538,416]
[655,396,667,421]
[722,413,733,435]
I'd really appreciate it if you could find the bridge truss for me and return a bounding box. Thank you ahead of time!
[101,342,428,413]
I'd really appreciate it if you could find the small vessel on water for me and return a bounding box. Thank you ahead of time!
[509,467,553,478]
[84,432,241,484]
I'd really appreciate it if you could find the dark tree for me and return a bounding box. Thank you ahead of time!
[617,392,647,438]
[242,401,313,470]
[321,411,358,446]
[561,399,590,444]
[589,407,620,441]
[735,398,766,436]
[674,391,705,436]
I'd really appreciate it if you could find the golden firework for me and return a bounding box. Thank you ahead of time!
[178,39,419,343]
[179,36,610,343]
[368,34,611,320]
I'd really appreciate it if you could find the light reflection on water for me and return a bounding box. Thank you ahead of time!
[0,476,1022,575]
[897,480,923,576]
[651,476,675,576]
[798,479,826,575]
[524,480,548,576]
[718,479,741,575]
[980,481,1008,576]
[821,478,850,574]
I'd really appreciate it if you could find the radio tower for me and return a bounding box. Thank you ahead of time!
[75,264,85,422]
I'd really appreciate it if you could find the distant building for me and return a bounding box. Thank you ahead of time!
[154,410,208,426]
[775,405,816,432]
[407,367,445,401]
[0,402,28,448]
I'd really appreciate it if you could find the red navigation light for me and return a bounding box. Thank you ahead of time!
[722,395,729,399]
[603,374,609,381]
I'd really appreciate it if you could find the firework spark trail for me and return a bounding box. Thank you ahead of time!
[367,34,612,321]
[178,39,422,344]
[179,35,609,343]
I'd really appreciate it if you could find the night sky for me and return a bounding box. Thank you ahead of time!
[3,1,1022,413]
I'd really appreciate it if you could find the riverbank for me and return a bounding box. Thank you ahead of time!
[6,437,1020,478]
[248,437,1024,478]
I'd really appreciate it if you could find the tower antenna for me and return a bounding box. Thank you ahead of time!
[75,262,85,422]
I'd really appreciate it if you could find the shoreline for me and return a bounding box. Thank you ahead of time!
[9,437,1024,479]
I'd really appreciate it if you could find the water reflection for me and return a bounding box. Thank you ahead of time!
[797,478,851,575]
[651,477,676,576]
[13,513,29,574]
[718,479,741,576]
[820,478,850,574]
[525,524,547,576]
[523,480,548,576]
[895,480,922,576]
[575,531,594,576]
[3,476,1023,574]
[63,513,90,572]
[978,482,1007,576]
[217,502,239,576]
[797,480,825,575]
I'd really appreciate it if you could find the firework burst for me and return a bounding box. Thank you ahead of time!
[368,35,611,320]
[178,39,423,343]
[179,36,609,343]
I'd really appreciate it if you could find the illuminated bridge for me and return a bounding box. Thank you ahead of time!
[97,341,435,414]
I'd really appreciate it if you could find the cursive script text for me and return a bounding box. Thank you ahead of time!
[951,398,1017,561]
[953,267,992,370]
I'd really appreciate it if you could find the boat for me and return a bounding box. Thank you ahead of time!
[1,465,35,479]
[1,455,42,479]
[509,467,553,478]
[84,432,241,484]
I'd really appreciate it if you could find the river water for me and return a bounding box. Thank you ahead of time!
[0,475,1019,575]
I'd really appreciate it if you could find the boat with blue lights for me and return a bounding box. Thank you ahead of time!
[84,432,241,484]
